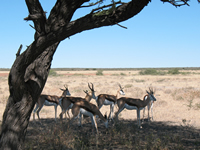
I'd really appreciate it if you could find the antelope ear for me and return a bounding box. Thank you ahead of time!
[146,90,150,94]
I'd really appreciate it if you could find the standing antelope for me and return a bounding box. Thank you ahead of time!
[115,87,156,128]
[59,83,96,119]
[33,85,71,121]
[68,98,108,133]
[96,84,125,120]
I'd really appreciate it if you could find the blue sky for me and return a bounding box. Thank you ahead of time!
[0,1,199,68]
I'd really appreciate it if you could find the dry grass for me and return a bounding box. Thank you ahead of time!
[24,119,200,150]
[0,69,200,149]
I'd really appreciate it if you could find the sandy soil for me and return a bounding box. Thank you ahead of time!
[0,70,200,129]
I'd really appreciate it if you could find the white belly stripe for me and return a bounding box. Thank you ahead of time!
[124,103,144,110]
[124,103,137,110]
[104,99,114,105]
[44,100,57,106]
[80,108,93,117]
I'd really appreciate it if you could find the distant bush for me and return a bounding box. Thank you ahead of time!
[96,70,103,75]
[168,68,180,75]
[139,69,165,75]
[49,69,58,76]
[124,84,132,88]
[120,73,126,76]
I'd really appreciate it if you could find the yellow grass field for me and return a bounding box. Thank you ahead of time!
[1,69,200,128]
[0,69,200,149]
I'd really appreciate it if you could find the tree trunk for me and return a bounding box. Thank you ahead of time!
[0,43,59,149]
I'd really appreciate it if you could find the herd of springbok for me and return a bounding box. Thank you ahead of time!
[33,83,156,133]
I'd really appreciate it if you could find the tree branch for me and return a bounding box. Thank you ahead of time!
[47,0,90,32]
[81,0,105,8]
[90,1,124,14]
[16,45,22,57]
[25,0,47,39]
[52,0,151,42]
[161,0,190,7]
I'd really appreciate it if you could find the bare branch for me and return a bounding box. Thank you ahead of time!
[29,24,41,34]
[115,23,127,29]
[81,0,104,8]
[24,12,47,21]
[16,44,22,57]
[25,0,47,39]
[90,1,124,14]
[161,0,190,7]
[47,0,89,32]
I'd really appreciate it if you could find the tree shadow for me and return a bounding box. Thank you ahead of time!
[25,118,200,149]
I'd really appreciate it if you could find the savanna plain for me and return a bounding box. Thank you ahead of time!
[0,68,200,150]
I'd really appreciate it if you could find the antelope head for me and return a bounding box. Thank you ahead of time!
[60,84,71,97]
[88,83,96,99]
[146,87,156,101]
[118,84,125,95]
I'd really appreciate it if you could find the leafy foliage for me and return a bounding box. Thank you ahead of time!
[49,69,58,76]
[139,68,165,75]
[96,70,104,75]
[168,68,180,74]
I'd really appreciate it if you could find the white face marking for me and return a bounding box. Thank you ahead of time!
[120,90,125,95]
[150,94,156,101]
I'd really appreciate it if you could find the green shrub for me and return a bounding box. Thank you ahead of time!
[96,70,103,75]
[168,68,180,74]
[120,72,126,76]
[139,69,166,75]
[49,69,58,76]
[139,69,158,75]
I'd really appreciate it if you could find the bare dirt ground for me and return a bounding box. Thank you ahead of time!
[0,70,200,149]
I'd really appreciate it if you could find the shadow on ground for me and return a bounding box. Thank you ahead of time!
[25,118,200,150]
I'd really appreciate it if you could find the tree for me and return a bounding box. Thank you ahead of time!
[0,0,196,149]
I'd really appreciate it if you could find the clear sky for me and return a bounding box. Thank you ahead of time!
[0,1,199,69]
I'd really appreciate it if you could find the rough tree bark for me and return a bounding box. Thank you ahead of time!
[0,0,191,149]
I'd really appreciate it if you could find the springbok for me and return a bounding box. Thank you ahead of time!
[96,84,125,120]
[59,83,96,119]
[115,87,156,128]
[68,98,108,133]
[33,85,71,121]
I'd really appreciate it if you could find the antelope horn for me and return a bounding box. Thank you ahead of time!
[146,90,150,94]
[88,83,94,91]
[119,84,124,89]
[64,84,68,89]
[149,87,154,94]
[83,90,88,94]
